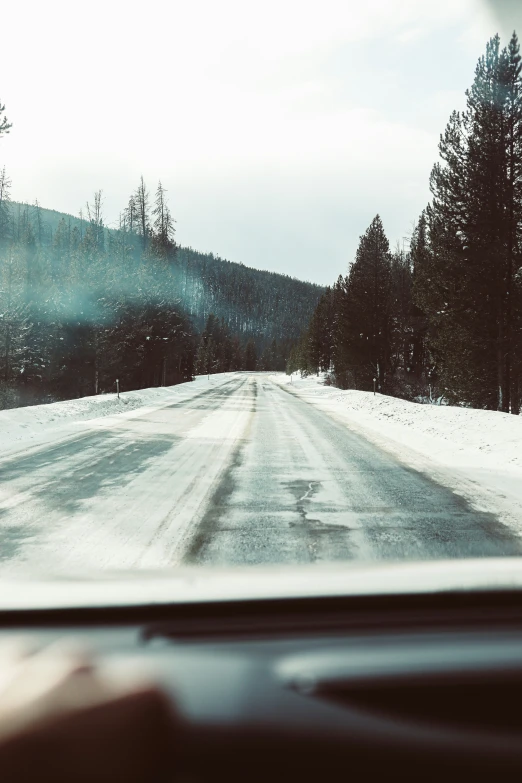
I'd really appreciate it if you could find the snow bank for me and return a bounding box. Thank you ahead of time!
[273,373,522,530]
[275,374,522,470]
[0,373,233,459]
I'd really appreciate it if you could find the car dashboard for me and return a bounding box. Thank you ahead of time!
[2,588,522,781]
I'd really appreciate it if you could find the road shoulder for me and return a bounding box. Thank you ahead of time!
[270,374,522,537]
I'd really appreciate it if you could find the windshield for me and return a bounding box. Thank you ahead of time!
[0,0,521,580]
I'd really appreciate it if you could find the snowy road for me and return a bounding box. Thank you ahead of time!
[0,373,520,573]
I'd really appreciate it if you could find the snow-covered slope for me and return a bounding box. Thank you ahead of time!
[0,374,233,459]
[273,373,522,531]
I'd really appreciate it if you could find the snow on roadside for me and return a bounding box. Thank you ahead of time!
[272,373,522,531]
[0,373,234,460]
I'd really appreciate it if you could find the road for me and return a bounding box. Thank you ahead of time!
[0,374,520,573]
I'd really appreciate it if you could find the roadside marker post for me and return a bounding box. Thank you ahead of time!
[116,379,120,398]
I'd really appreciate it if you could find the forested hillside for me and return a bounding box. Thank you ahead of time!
[290,32,522,415]
[7,202,321,342]
[0,175,322,408]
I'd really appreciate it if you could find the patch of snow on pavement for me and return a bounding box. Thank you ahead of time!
[272,373,522,533]
[0,373,234,460]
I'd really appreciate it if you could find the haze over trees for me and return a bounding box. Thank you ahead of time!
[0,175,322,407]
[290,31,522,414]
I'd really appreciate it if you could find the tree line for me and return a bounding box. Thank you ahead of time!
[0,100,322,408]
[194,313,294,376]
[0,175,197,407]
[289,32,522,414]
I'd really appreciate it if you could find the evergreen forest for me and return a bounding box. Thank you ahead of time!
[0,168,322,408]
[289,32,522,414]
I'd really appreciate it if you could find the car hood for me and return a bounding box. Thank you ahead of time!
[1,558,522,610]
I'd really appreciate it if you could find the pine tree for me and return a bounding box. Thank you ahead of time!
[409,212,431,380]
[330,275,350,386]
[426,33,522,410]
[135,176,150,251]
[389,245,413,378]
[152,181,176,259]
[340,216,393,391]
[308,290,333,374]
[85,190,105,253]
[0,167,11,243]
[0,100,11,138]
[33,200,46,245]
[501,32,522,413]
[0,246,30,389]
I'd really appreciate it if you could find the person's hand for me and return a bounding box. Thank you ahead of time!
[0,640,175,782]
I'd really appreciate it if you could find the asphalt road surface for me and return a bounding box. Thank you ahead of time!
[0,374,520,573]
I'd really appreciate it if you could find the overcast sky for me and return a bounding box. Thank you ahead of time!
[1,0,520,284]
